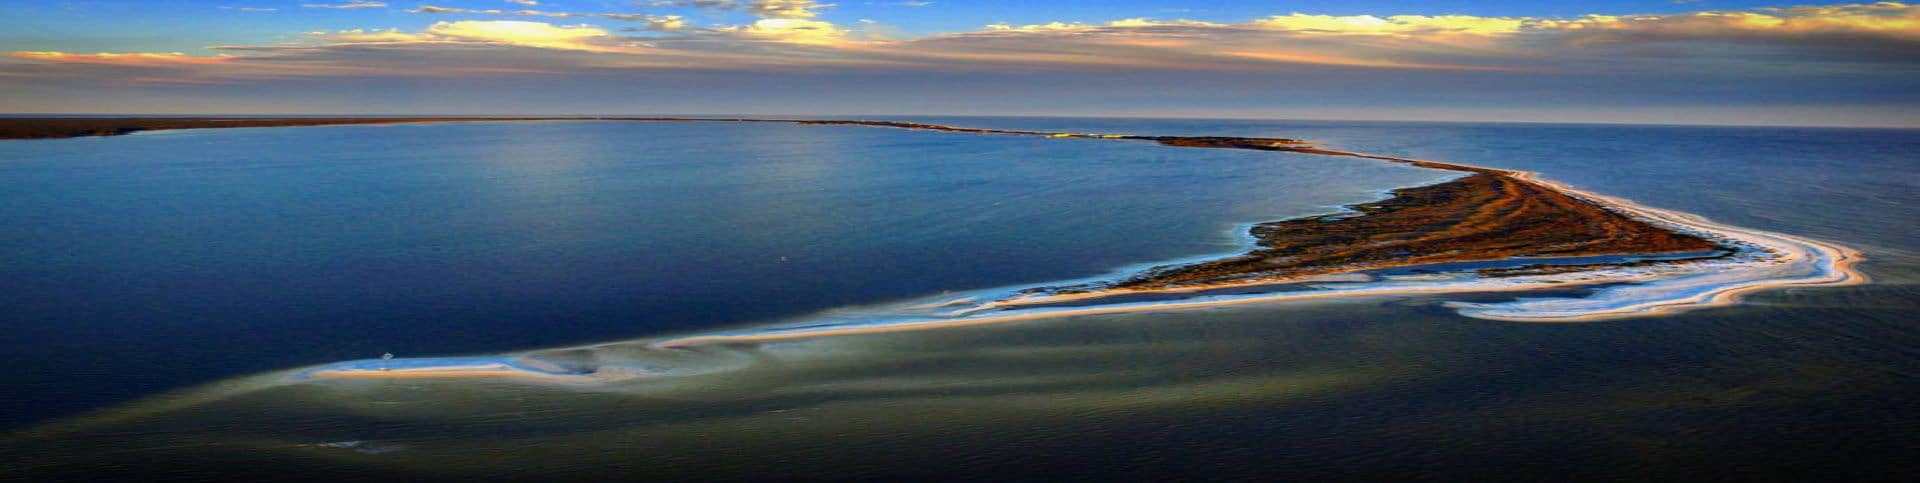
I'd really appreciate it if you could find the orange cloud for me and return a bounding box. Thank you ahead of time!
[7,51,234,66]
[724,18,849,44]
[1219,50,1525,71]
[319,28,443,43]
[426,21,632,52]
[5,2,1915,87]
[311,21,642,53]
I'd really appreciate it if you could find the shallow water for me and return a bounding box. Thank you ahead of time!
[2,119,1914,480]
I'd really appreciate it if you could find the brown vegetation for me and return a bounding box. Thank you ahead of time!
[1114,172,1723,289]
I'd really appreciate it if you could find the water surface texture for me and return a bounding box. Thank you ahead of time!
[0,120,1445,426]
[2,119,1914,480]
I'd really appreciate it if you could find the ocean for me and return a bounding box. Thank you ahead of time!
[2,118,1913,480]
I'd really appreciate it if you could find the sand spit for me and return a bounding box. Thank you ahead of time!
[1448,173,1867,321]
[76,117,1847,381]
[636,120,1863,335]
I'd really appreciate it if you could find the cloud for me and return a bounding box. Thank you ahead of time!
[648,0,738,8]
[424,21,624,51]
[961,3,1920,69]
[6,51,234,66]
[507,0,538,5]
[3,3,1914,126]
[723,18,848,44]
[319,28,443,43]
[1240,3,1920,43]
[1252,14,1530,35]
[650,0,834,19]
[8,2,1918,84]
[984,18,1223,32]
[1535,2,1920,43]
[408,5,688,30]
[308,20,641,52]
[302,1,386,9]
[751,0,832,18]
[633,16,689,31]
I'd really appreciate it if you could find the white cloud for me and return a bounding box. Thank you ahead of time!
[651,0,835,19]
[301,1,386,9]
[725,18,847,44]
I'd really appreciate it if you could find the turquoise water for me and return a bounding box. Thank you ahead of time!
[2,119,1914,480]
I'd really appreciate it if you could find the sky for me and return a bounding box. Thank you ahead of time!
[1,1,1916,126]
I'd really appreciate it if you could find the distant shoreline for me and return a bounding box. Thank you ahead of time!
[0,117,599,140]
[4,116,1183,140]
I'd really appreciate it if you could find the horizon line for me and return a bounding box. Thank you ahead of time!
[3,112,1916,130]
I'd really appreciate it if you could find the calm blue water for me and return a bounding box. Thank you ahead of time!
[3,118,1914,480]
[0,120,1446,427]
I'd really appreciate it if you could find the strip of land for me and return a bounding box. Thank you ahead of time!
[0,117,1114,139]
[0,117,595,140]
[4,116,1727,295]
